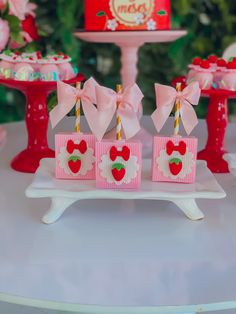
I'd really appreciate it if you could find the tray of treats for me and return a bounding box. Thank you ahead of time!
[173,55,236,98]
[26,77,225,224]
[0,50,78,82]
[26,158,226,224]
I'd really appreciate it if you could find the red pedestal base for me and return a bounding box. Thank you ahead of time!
[197,93,229,173]
[11,148,55,173]
[197,149,228,173]
[0,74,85,173]
[172,76,233,173]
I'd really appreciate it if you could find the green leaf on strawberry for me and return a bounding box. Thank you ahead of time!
[169,157,182,165]
[68,155,81,162]
[112,163,125,171]
[156,9,167,15]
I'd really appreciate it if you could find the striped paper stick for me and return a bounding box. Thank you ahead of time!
[116,84,122,141]
[174,83,181,136]
[75,82,81,133]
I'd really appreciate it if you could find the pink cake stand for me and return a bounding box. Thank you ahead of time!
[0,73,85,173]
[74,30,187,152]
[172,76,236,173]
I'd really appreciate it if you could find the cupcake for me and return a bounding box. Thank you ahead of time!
[0,60,14,79]
[220,61,236,91]
[189,60,214,90]
[186,57,202,84]
[58,62,75,80]
[214,59,227,89]
[13,62,35,81]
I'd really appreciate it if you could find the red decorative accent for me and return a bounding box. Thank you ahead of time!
[66,139,87,155]
[166,141,186,156]
[200,60,210,69]
[22,14,39,42]
[192,57,202,66]
[112,168,126,181]
[68,159,81,174]
[0,73,85,173]
[110,146,131,161]
[169,161,183,176]
[208,55,218,63]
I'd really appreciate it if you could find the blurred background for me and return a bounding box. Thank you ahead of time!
[1,0,236,123]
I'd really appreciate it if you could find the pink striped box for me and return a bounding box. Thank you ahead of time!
[55,133,96,180]
[152,136,198,183]
[96,140,142,189]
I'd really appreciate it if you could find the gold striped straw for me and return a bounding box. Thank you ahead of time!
[174,82,181,136]
[75,82,81,133]
[116,84,122,141]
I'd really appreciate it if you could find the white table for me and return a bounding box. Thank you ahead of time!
[1,117,236,314]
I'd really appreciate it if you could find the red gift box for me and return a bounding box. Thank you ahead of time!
[85,0,171,31]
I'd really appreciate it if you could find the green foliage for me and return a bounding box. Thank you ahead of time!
[1,0,236,123]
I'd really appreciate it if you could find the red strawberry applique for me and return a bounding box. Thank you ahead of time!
[68,156,81,174]
[169,158,182,176]
[111,163,126,181]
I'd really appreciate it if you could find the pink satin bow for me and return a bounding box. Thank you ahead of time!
[50,77,99,129]
[94,84,144,141]
[151,82,201,135]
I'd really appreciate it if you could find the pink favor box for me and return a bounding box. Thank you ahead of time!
[152,136,198,183]
[55,133,96,180]
[96,140,142,190]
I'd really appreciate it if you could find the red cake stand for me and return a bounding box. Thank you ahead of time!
[172,76,236,173]
[0,73,85,173]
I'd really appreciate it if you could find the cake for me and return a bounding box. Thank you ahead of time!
[50,78,99,180]
[151,81,201,183]
[85,0,171,31]
[94,84,143,189]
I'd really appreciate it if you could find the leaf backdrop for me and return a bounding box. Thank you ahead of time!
[1,0,236,123]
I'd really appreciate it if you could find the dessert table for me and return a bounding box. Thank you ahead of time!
[1,116,236,314]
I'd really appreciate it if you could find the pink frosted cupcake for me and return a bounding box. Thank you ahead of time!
[58,62,75,80]
[214,59,227,89]
[0,51,17,79]
[40,62,59,81]
[0,60,14,79]
[186,57,202,84]
[190,60,214,90]
[13,62,35,81]
[220,61,236,91]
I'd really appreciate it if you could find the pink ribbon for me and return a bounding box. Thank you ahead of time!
[151,82,201,135]
[50,77,99,129]
[94,84,144,141]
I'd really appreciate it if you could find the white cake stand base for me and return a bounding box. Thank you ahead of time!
[26,159,226,224]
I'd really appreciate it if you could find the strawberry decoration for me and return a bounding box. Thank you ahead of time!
[169,158,182,176]
[111,163,126,181]
[68,155,81,174]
